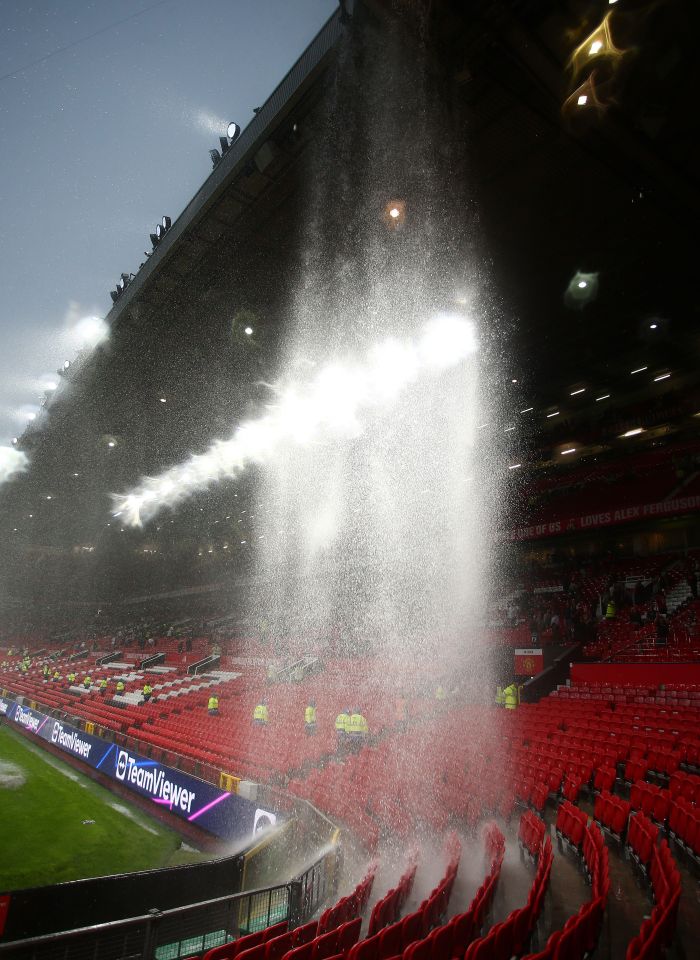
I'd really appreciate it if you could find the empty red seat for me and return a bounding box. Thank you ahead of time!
[312,930,339,960]
[265,932,296,960]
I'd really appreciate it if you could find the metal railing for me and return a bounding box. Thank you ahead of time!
[0,847,340,960]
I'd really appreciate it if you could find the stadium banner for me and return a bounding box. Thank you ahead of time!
[504,494,700,542]
[4,698,274,842]
[514,649,543,676]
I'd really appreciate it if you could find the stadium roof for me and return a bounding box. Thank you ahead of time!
[1,0,699,594]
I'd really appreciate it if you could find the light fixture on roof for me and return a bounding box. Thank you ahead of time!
[630,366,647,375]
[108,441,116,448]
[565,270,599,309]
[511,378,518,384]
[653,373,671,382]
[520,407,533,414]
[595,394,611,402]
[63,361,71,370]
[570,388,586,396]
[561,448,577,455]
[546,411,560,418]
[570,13,623,77]
[11,437,18,445]
[244,327,253,336]
[504,426,515,433]
[621,427,645,437]
[384,200,406,227]
[159,397,167,403]
[46,495,52,500]
[508,463,522,470]
[577,94,588,106]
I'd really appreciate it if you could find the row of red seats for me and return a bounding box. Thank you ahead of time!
[668,797,700,859]
[555,800,589,850]
[669,770,700,803]
[627,813,660,871]
[625,840,681,959]
[466,815,553,960]
[367,852,419,937]
[525,813,608,960]
[593,791,631,839]
[203,920,292,960]
[630,781,671,825]
[318,863,377,935]
[592,765,616,794]
[518,810,546,859]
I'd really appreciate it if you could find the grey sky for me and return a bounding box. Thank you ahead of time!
[0,0,337,447]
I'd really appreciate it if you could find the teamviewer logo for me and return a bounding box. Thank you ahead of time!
[51,722,60,744]
[116,750,129,781]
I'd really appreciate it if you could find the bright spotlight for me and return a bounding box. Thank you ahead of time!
[108,441,116,448]
[26,412,36,421]
[0,446,29,485]
[649,323,658,330]
[63,360,71,370]
[577,95,588,106]
[589,41,603,55]
[384,200,406,227]
[227,121,241,143]
[162,216,171,230]
[578,281,587,289]
[244,327,253,336]
[74,315,109,349]
[160,397,167,403]
[621,427,644,437]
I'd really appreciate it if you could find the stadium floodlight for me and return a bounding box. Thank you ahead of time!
[244,326,253,336]
[162,216,171,230]
[227,121,241,143]
[150,233,158,246]
[209,149,222,168]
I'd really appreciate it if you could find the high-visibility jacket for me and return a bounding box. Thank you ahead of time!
[605,601,616,619]
[503,684,518,710]
[305,705,317,725]
[43,666,50,676]
[84,677,91,687]
[347,713,369,736]
[253,703,269,723]
[335,712,350,732]
[68,673,76,683]
[99,679,107,689]
[143,684,153,696]
[52,671,60,680]
[116,681,125,693]
[495,686,505,706]
[208,696,219,711]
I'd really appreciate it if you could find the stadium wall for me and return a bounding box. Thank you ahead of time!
[570,663,700,684]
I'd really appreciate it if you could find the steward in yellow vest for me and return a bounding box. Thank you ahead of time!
[347,710,369,751]
[305,701,317,735]
[67,672,76,684]
[253,701,269,725]
[116,680,125,694]
[503,683,518,710]
[142,683,153,701]
[208,695,220,716]
[99,679,108,694]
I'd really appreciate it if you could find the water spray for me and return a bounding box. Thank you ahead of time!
[113,314,477,527]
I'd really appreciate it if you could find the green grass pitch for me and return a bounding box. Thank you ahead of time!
[0,724,206,892]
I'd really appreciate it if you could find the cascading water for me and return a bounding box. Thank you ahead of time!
[249,15,500,690]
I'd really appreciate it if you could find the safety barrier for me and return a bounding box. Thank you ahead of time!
[0,845,341,960]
